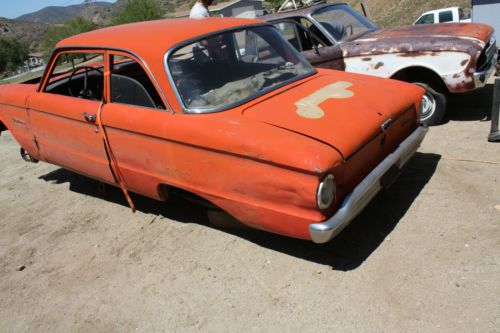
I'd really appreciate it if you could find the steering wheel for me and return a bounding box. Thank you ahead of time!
[345,24,354,36]
[68,66,103,99]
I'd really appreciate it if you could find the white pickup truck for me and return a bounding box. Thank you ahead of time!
[414,7,471,25]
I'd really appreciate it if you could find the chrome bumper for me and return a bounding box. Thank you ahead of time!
[473,48,498,89]
[309,126,428,244]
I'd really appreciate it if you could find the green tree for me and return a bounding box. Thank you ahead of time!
[111,0,166,25]
[0,38,29,73]
[41,17,97,59]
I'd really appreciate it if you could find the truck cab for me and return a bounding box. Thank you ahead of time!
[414,7,471,25]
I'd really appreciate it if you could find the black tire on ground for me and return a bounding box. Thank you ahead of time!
[413,82,447,126]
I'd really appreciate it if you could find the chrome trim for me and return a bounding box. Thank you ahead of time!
[37,46,174,114]
[309,126,428,244]
[163,24,317,114]
[316,174,335,210]
[473,47,498,89]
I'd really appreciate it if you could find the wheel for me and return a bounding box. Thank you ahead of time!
[413,82,447,126]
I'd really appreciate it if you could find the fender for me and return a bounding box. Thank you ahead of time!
[344,52,473,93]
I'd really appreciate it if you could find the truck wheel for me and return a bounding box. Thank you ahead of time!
[413,83,447,126]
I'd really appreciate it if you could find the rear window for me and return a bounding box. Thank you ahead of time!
[439,10,453,23]
[167,26,314,113]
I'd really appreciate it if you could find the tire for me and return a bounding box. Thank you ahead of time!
[413,82,447,126]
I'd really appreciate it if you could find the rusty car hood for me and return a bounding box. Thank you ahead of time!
[242,71,423,159]
[342,23,494,57]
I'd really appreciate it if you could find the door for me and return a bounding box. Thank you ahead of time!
[99,52,172,199]
[272,19,345,71]
[29,50,116,184]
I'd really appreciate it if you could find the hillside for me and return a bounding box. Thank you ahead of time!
[16,2,115,24]
[0,18,48,49]
[344,0,471,27]
[1,0,475,52]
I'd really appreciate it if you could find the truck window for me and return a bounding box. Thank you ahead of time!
[439,10,453,23]
[416,13,435,24]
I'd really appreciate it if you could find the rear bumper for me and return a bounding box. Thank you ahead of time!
[309,126,428,244]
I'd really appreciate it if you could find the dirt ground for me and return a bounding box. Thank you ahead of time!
[1,81,499,332]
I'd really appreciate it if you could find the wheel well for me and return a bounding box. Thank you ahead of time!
[0,121,6,134]
[391,67,449,94]
[158,183,220,210]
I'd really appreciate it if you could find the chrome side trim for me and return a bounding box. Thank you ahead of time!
[309,126,428,244]
[473,47,498,89]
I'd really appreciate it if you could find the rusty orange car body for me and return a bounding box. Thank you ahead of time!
[0,18,427,243]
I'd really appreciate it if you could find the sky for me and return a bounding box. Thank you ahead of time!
[0,0,116,19]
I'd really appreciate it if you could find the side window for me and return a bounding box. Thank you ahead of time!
[273,21,301,50]
[44,51,104,101]
[233,29,286,64]
[416,13,435,24]
[110,54,165,109]
[439,10,453,23]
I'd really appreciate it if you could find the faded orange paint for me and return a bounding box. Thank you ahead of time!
[0,19,425,241]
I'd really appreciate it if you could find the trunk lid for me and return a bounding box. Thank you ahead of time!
[243,71,422,159]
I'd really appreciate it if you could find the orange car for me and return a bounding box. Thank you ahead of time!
[0,18,427,243]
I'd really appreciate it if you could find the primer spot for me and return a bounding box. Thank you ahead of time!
[296,81,354,119]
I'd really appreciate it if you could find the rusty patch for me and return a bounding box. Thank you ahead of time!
[461,59,468,66]
[361,57,372,61]
[373,62,384,69]
[303,46,346,71]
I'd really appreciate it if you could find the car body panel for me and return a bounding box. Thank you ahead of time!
[0,18,426,241]
[265,3,496,93]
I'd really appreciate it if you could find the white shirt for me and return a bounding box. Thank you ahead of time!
[189,3,209,19]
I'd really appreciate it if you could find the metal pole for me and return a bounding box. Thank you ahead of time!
[488,78,500,142]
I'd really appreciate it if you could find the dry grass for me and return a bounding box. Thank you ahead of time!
[344,0,471,27]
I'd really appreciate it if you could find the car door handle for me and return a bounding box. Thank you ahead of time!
[82,112,96,123]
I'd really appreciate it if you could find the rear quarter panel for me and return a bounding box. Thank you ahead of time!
[0,84,40,158]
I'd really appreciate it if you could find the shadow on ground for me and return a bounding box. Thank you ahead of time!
[39,152,441,271]
[445,82,495,122]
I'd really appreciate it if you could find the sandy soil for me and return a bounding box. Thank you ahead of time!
[1,83,499,332]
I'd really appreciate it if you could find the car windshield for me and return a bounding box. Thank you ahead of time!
[167,25,315,113]
[311,4,376,42]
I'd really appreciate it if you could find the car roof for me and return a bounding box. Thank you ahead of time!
[262,2,347,21]
[57,18,265,54]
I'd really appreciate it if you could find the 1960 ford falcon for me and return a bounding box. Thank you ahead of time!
[0,18,427,243]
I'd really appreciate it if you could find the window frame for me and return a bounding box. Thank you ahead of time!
[38,47,172,113]
[40,49,106,101]
[107,50,167,111]
[309,4,377,44]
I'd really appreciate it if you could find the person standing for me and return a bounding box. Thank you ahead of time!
[189,0,217,19]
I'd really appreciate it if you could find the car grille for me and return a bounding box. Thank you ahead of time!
[478,37,497,71]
